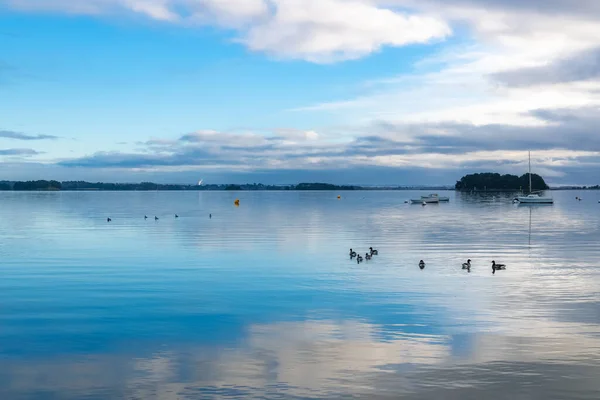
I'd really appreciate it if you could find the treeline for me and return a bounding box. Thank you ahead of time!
[0,180,62,191]
[455,173,549,191]
[0,181,364,191]
[552,185,600,190]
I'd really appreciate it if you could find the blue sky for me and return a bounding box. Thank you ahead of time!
[2,0,600,185]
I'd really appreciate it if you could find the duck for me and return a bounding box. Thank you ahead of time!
[492,260,506,274]
[462,259,472,269]
[369,247,378,256]
[349,249,357,258]
[357,254,363,264]
[144,215,148,220]
[155,216,159,221]
[419,260,425,270]
[365,253,372,260]
[107,217,112,222]
[175,214,179,218]
[209,214,212,219]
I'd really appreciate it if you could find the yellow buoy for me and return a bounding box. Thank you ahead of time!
[234,199,240,206]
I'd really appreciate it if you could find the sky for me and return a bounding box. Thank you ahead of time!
[1,0,600,185]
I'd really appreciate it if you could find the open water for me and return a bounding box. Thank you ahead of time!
[1,190,599,399]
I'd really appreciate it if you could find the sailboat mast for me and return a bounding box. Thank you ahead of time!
[528,151,532,193]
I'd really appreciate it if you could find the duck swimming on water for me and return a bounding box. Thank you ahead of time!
[144,215,148,219]
[155,216,159,221]
[349,249,357,258]
[107,217,112,222]
[357,254,363,264]
[492,261,506,274]
[419,260,425,270]
[175,214,179,218]
[369,247,378,256]
[462,259,471,269]
[365,253,372,260]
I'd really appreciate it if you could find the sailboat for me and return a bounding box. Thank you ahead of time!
[516,152,553,204]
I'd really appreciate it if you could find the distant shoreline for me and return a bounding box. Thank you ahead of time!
[0,180,455,192]
[0,180,597,192]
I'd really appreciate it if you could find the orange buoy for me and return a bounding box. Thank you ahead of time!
[337,195,341,199]
[234,199,240,206]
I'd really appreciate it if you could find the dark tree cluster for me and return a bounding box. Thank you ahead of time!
[60,181,186,191]
[455,173,549,191]
[12,180,62,191]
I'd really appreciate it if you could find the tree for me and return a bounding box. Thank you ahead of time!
[455,173,548,191]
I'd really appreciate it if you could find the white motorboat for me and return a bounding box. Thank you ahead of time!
[411,197,439,204]
[421,193,449,202]
[516,152,553,204]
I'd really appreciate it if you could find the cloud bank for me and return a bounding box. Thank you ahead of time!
[55,107,600,185]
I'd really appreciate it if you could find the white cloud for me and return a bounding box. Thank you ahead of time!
[288,0,600,162]
[3,0,450,62]
[123,0,179,21]
[241,0,451,62]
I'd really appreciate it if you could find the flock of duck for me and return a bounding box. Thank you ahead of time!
[349,247,378,263]
[105,215,508,275]
[106,214,213,223]
[350,251,507,274]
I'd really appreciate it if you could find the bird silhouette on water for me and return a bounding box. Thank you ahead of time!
[209,214,212,219]
[107,217,112,222]
[492,261,506,274]
[349,249,357,259]
[419,260,425,270]
[175,214,179,218]
[144,215,148,220]
[155,216,159,221]
[369,247,378,256]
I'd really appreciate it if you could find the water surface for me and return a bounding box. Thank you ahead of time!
[1,190,599,399]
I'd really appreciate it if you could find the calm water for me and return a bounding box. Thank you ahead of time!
[1,190,600,399]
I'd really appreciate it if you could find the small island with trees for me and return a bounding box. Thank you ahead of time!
[455,173,549,191]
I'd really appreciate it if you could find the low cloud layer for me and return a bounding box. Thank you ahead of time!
[54,107,600,185]
[0,148,40,156]
[0,130,58,141]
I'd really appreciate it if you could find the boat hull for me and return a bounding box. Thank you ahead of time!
[422,196,449,202]
[517,196,554,204]
[411,198,439,204]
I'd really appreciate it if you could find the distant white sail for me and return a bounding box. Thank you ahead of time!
[198,179,203,186]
